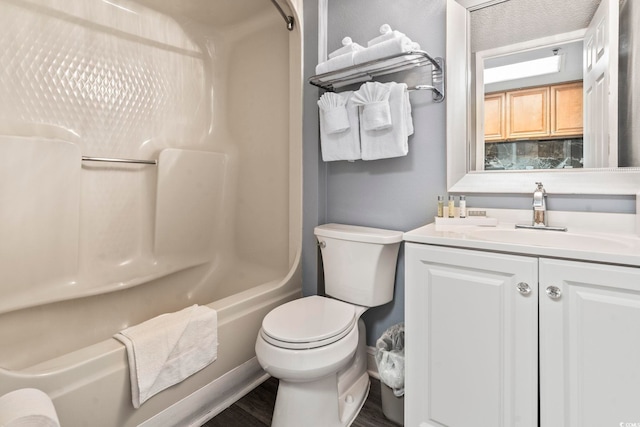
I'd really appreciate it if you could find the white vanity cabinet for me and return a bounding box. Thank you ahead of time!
[405,243,539,427]
[405,241,640,427]
[539,258,640,427]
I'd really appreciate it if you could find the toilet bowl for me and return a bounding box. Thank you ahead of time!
[254,224,403,427]
[256,296,363,381]
[255,296,369,427]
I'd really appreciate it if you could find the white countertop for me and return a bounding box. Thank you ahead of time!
[404,209,640,267]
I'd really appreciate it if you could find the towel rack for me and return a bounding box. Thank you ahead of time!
[309,50,445,102]
[82,156,157,165]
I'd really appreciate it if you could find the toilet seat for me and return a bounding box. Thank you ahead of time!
[261,296,357,350]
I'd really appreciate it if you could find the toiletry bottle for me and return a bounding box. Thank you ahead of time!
[437,195,444,218]
[448,195,455,218]
[459,195,467,218]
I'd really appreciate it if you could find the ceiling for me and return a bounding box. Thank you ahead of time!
[470,0,601,52]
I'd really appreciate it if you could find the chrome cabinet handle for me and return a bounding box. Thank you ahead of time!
[516,282,531,295]
[546,286,562,299]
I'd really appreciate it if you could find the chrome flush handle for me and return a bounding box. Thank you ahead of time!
[317,241,326,249]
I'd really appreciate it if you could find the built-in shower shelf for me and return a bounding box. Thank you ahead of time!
[309,50,445,102]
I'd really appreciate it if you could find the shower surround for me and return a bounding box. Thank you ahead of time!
[0,0,303,425]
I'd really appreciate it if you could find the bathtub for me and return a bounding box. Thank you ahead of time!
[0,0,303,425]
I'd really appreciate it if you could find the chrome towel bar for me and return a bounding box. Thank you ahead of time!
[82,156,157,165]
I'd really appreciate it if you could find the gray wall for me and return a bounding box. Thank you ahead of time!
[302,0,323,299]
[304,0,447,345]
[302,0,636,347]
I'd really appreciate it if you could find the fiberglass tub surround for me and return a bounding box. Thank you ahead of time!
[0,0,302,425]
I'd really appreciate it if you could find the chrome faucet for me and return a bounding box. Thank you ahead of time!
[532,182,547,227]
[515,182,567,231]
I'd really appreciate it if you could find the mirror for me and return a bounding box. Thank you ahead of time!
[446,0,640,194]
[477,36,586,171]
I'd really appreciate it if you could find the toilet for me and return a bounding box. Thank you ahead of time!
[255,223,403,427]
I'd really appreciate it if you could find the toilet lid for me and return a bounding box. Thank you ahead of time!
[261,296,357,350]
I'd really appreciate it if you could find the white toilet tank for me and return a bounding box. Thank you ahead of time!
[314,223,403,307]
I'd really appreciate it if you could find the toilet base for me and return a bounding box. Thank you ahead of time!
[339,371,370,426]
[269,320,370,427]
[271,371,369,427]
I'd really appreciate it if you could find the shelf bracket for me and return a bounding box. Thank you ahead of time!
[429,57,445,102]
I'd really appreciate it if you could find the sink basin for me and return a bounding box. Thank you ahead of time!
[465,227,636,253]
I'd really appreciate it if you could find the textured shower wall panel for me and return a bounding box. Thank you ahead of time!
[0,0,211,310]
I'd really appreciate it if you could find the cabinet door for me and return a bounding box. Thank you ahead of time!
[484,92,506,141]
[506,86,549,139]
[550,82,583,137]
[540,258,640,427]
[405,244,538,427]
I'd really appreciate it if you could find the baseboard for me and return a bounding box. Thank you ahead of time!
[367,345,379,380]
[139,358,268,427]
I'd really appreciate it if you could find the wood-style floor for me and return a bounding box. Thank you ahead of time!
[202,376,401,427]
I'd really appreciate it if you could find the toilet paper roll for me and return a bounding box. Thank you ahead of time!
[0,388,60,427]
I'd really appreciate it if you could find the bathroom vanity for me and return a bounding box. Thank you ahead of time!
[403,210,640,427]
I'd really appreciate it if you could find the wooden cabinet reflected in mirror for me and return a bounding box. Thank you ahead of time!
[484,81,583,170]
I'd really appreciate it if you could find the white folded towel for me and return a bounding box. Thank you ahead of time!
[354,37,421,65]
[0,388,60,427]
[405,89,414,137]
[318,92,351,134]
[329,37,365,59]
[332,75,373,89]
[352,82,392,131]
[315,52,356,75]
[366,24,406,47]
[114,305,218,408]
[359,82,413,160]
[319,91,361,162]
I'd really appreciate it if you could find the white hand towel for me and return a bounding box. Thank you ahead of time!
[329,37,365,59]
[405,90,414,136]
[352,82,392,131]
[0,388,60,427]
[318,92,350,134]
[315,52,356,75]
[319,91,361,162]
[360,82,413,160]
[353,37,421,65]
[114,305,218,408]
[366,24,406,47]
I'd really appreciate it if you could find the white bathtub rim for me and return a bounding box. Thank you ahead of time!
[0,279,300,426]
[1,283,301,378]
